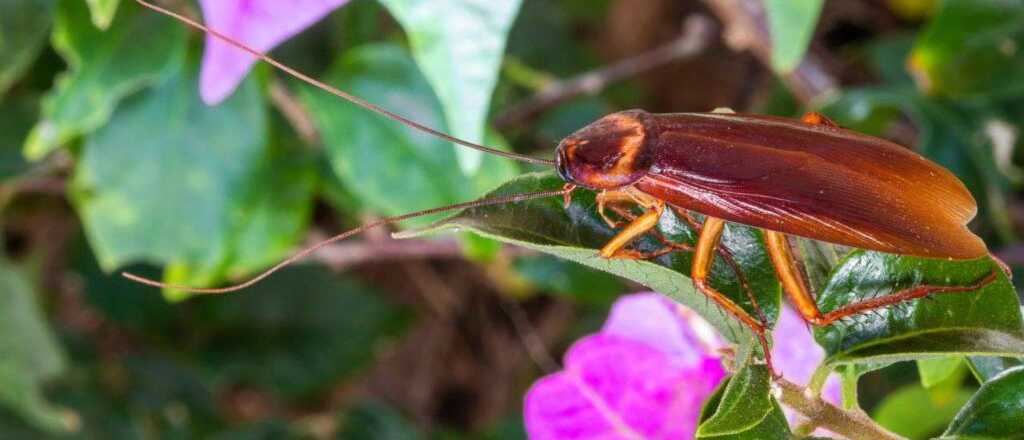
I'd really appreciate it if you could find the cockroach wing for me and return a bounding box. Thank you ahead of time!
[634,113,988,260]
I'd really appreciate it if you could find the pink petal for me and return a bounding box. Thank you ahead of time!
[198,0,349,104]
[601,293,724,368]
[525,334,725,440]
[771,306,844,437]
[771,305,825,386]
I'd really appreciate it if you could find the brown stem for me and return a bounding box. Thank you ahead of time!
[494,15,717,128]
[308,234,534,270]
[702,0,837,103]
[775,377,905,440]
[268,79,320,145]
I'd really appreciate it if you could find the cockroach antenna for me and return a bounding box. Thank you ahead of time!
[133,0,555,167]
[122,187,572,294]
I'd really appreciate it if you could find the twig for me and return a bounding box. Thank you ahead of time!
[311,236,463,269]
[308,234,535,271]
[268,79,320,144]
[497,297,561,373]
[774,377,905,440]
[702,0,837,103]
[494,15,717,128]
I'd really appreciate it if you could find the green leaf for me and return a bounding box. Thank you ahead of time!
[0,261,73,432]
[0,0,55,98]
[696,364,790,439]
[23,0,187,160]
[763,0,824,73]
[84,0,119,29]
[918,356,966,388]
[908,0,1024,99]
[942,366,1024,439]
[0,97,37,183]
[873,383,973,440]
[399,171,781,346]
[966,356,1024,383]
[814,251,1024,366]
[378,0,522,173]
[70,58,315,299]
[298,43,518,226]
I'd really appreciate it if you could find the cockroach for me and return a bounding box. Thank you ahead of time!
[128,0,1001,372]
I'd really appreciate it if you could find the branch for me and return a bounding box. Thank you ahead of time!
[308,234,534,271]
[269,79,320,145]
[774,377,905,440]
[702,0,837,103]
[494,15,717,128]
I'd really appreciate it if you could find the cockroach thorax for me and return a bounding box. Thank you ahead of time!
[556,109,655,190]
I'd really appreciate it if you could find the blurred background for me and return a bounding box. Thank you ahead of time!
[1,0,1023,438]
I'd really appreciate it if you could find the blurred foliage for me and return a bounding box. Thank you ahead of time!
[1,0,1024,437]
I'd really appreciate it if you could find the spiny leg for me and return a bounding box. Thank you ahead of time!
[692,217,775,375]
[668,205,768,327]
[611,203,768,327]
[598,201,665,258]
[763,229,999,327]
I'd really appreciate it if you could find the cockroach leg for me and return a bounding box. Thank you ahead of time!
[598,201,665,258]
[668,205,768,326]
[800,111,838,127]
[562,184,577,208]
[692,217,776,376]
[764,229,1000,326]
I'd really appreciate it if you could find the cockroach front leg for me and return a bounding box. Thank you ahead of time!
[763,230,999,326]
[598,200,665,259]
[692,217,775,375]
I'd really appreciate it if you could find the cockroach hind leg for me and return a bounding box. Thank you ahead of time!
[814,270,1000,326]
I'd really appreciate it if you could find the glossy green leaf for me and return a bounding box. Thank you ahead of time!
[298,43,518,226]
[84,0,119,29]
[378,0,522,173]
[763,0,824,73]
[814,251,1024,366]
[918,356,965,388]
[873,383,973,440]
[23,0,187,160]
[0,262,72,432]
[967,356,1023,383]
[908,0,1024,99]
[696,365,790,439]
[942,366,1024,439]
[0,0,54,98]
[70,59,315,300]
[400,171,781,346]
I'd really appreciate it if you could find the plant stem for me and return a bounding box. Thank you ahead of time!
[774,377,905,440]
[493,14,716,128]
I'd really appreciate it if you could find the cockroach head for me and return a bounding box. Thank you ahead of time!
[556,109,655,190]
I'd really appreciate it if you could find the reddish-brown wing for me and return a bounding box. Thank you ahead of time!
[634,112,987,259]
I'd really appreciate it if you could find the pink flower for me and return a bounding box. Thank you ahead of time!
[524,293,727,440]
[771,306,843,436]
[525,293,844,439]
[198,0,349,104]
